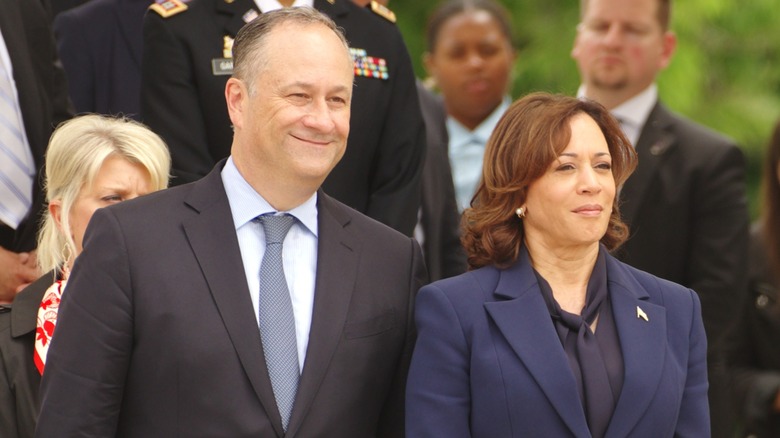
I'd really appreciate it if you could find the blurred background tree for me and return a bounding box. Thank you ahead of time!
[392,0,780,218]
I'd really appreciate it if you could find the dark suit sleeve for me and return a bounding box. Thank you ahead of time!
[141,12,214,183]
[722,228,780,434]
[686,143,749,348]
[40,0,73,129]
[405,284,472,438]
[364,32,425,237]
[675,288,711,437]
[417,83,466,280]
[377,239,426,438]
[723,291,780,433]
[36,210,133,436]
[53,11,95,113]
[0,316,36,438]
[436,160,466,280]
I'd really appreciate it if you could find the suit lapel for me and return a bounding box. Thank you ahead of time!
[604,257,667,438]
[181,167,285,437]
[285,192,360,437]
[484,251,590,438]
[11,270,58,337]
[619,103,676,225]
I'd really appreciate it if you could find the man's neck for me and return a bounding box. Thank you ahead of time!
[583,88,633,111]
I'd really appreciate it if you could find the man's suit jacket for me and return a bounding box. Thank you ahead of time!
[49,0,88,17]
[416,83,466,281]
[616,101,749,350]
[141,0,425,236]
[53,0,148,119]
[616,100,747,438]
[0,0,72,252]
[406,247,709,437]
[0,271,56,437]
[36,163,426,437]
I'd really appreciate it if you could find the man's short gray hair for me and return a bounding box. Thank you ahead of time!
[232,7,352,94]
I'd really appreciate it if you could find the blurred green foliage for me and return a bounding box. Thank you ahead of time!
[391,0,780,218]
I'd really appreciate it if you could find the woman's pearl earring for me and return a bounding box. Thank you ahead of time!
[516,207,526,219]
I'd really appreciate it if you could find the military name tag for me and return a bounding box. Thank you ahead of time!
[212,58,234,76]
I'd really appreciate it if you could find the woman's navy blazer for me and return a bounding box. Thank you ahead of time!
[406,248,709,437]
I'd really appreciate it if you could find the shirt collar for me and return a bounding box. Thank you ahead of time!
[610,84,657,132]
[221,157,318,236]
[577,83,657,131]
[446,96,512,150]
[254,0,313,13]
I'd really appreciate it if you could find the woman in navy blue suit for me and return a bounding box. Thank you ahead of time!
[406,92,710,437]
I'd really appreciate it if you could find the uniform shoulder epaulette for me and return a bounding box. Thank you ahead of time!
[149,0,189,18]
[370,1,396,24]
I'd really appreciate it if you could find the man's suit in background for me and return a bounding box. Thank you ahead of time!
[141,0,425,236]
[49,0,88,17]
[416,83,466,281]
[54,0,149,119]
[616,101,749,437]
[36,164,426,437]
[0,0,72,256]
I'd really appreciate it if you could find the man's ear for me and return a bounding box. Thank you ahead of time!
[658,31,677,70]
[225,77,247,130]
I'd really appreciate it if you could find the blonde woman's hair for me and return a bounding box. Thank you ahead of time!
[37,114,171,274]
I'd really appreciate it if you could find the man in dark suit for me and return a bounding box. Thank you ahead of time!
[141,0,425,237]
[36,8,425,437]
[572,0,749,435]
[0,0,72,303]
[53,0,149,119]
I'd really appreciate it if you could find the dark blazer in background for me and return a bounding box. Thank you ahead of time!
[407,249,710,437]
[49,0,88,17]
[53,0,149,119]
[36,163,426,437]
[615,101,749,437]
[723,224,780,437]
[616,101,749,348]
[0,272,56,438]
[416,83,466,281]
[141,0,425,236]
[0,0,72,252]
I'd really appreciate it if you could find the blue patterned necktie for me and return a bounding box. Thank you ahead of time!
[0,58,34,228]
[257,214,299,432]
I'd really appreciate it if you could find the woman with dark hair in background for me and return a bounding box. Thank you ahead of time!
[423,0,516,212]
[724,120,780,438]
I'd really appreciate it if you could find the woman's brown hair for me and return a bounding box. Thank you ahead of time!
[462,92,638,269]
[761,120,780,274]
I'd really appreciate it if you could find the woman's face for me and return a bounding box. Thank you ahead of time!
[425,9,515,130]
[522,113,616,250]
[67,155,152,256]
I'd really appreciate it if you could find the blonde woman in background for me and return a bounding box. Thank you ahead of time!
[0,114,170,438]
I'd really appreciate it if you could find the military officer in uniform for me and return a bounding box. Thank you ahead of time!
[141,0,425,237]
